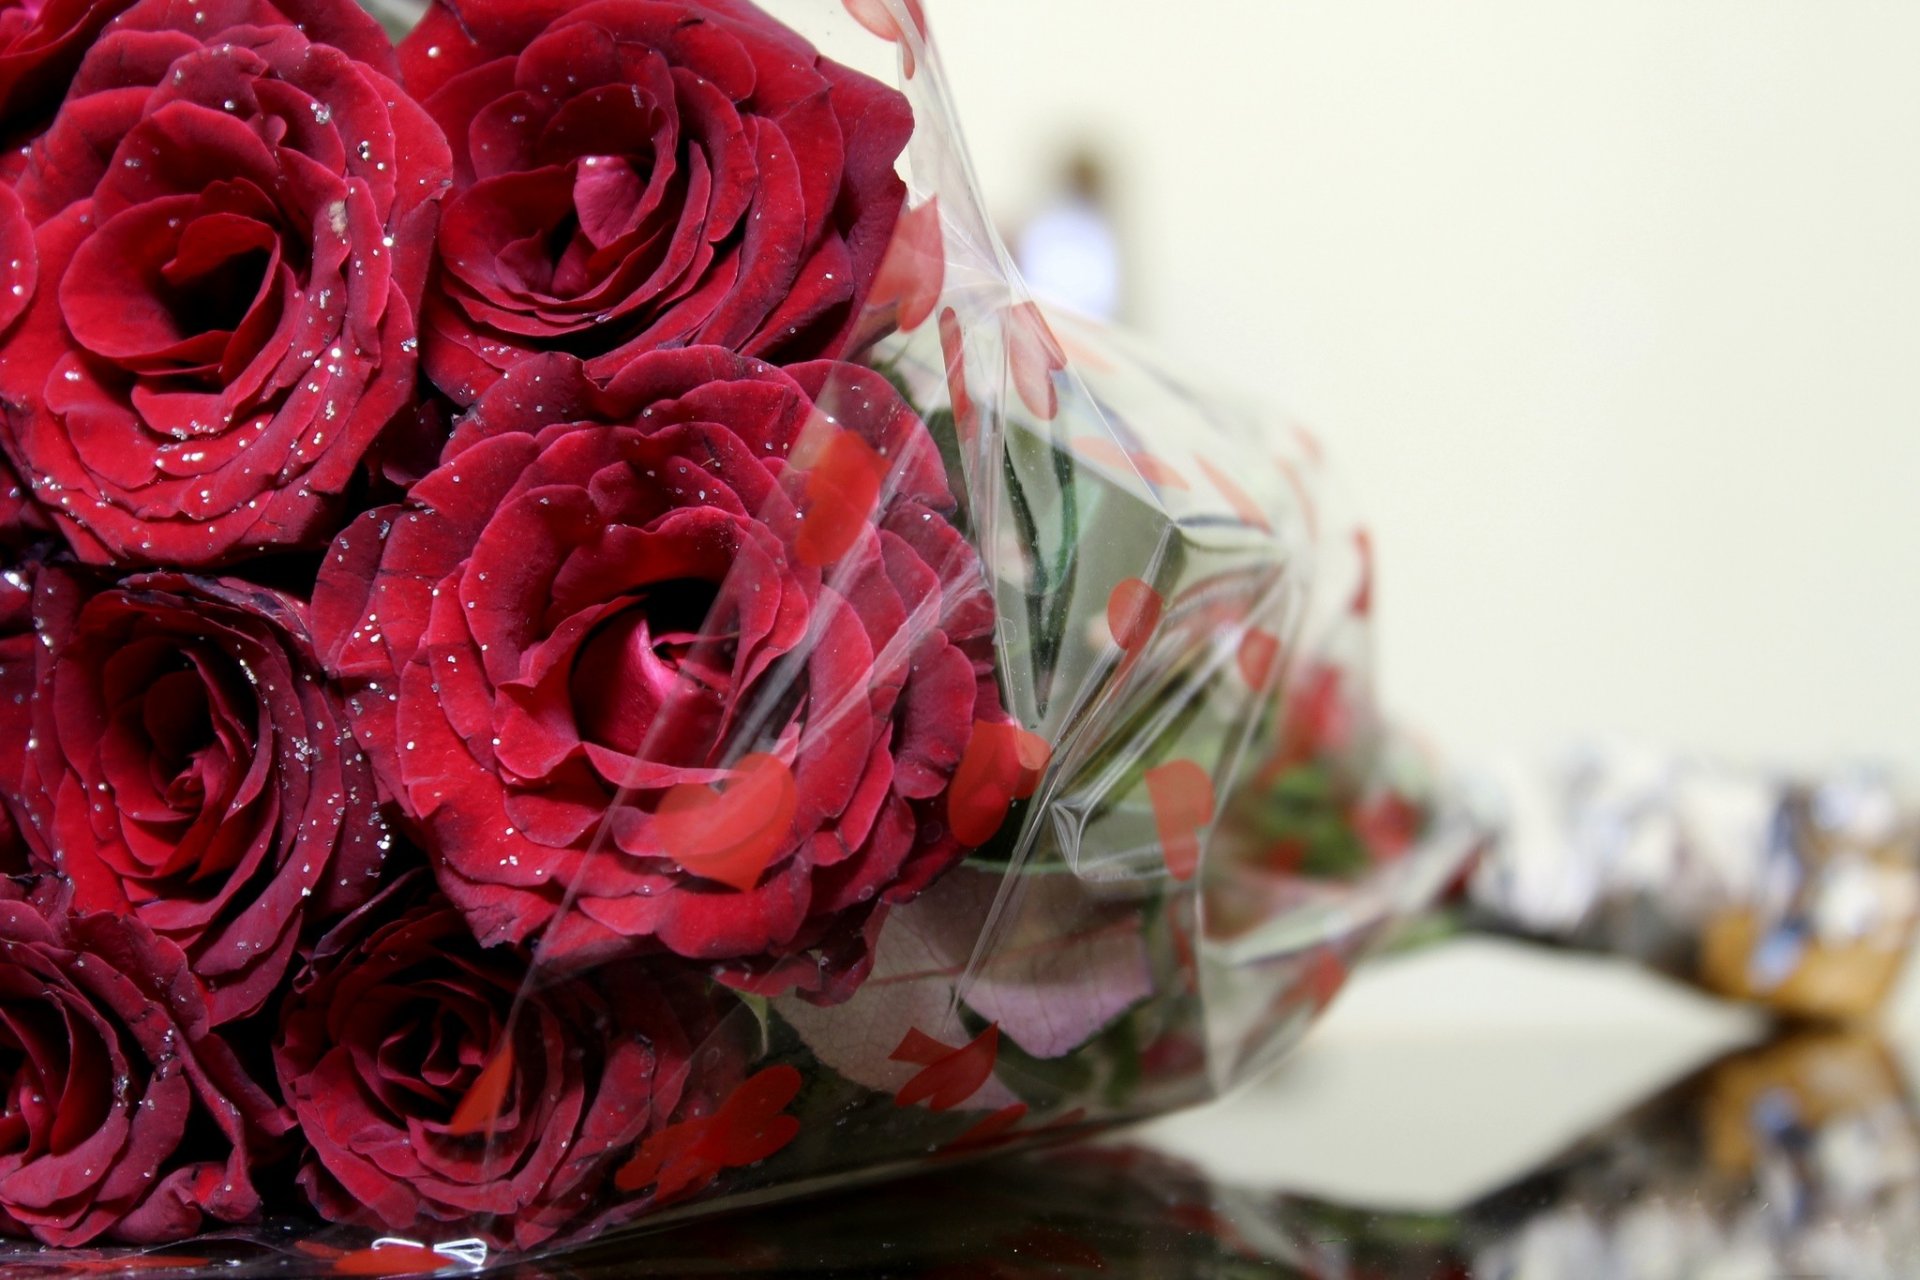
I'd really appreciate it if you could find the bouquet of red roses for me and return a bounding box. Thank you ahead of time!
[0,0,1482,1267]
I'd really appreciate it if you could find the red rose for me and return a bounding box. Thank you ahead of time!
[0,899,286,1245]
[274,876,708,1248]
[0,0,138,138]
[19,567,388,1024]
[0,0,452,568]
[314,348,1004,997]
[396,0,911,405]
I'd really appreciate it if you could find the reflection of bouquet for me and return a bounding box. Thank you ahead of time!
[1262,1034,1920,1279]
[0,0,1481,1264]
[1462,1034,1920,1278]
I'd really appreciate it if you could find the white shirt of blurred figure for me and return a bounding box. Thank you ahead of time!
[1015,197,1121,322]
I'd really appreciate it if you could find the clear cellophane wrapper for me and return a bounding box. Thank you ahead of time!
[0,0,1486,1271]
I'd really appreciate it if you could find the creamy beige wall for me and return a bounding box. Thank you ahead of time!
[931,2,1920,771]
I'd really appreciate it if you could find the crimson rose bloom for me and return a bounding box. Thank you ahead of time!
[0,899,285,1245]
[0,0,452,567]
[275,878,707,1248]
[397,0,911,404]
[19,567,386,1024]
[314,348,1003,996]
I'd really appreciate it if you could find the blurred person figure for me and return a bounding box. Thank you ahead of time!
[1014,146,1125,322]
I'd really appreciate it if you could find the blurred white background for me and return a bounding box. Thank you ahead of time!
[934,1,1920,773]
[924,2,1920,1197]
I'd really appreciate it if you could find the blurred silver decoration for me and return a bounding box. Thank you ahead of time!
[1470,744,1920,1020]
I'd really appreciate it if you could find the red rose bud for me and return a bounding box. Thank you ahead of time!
[313,348,1010,998]
[397,0,912,405]
[0,900,286,1245]
[0,0,452,567]
[275,879,712,1249]
[19,567,388,1024]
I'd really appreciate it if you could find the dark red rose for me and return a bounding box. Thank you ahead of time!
[0,898,286,1245]
[275,877,709,1248]
[0,0,139,138]
[18,566,388,1024]
[396,0,911,405]
[313,348,1005,997]
[0,0,453,568]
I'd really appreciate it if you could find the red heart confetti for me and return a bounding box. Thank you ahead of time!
[615,1065,805,1202]
[891,1023,1000,1111]
[655,753,798,891]
[842,0,930,76]
[866,198,944,333]
[1007,301,1067,420]
[1070,436,1188,491]
[1197,456,1270,532]
[1275,455,1319,543]
[1146,760,1215,882]
[1236,627,1280,690]
[794,426,885,568]
[1352,791,1420,861]
[946,721,1050,845]
[939,307,979,448]
[1266,664,1351,777]
[444,1038,514,1137]
[1106,578,1162,655]
[708,1065,805,1167]
[330,1246,451,1277]
[1350,528,1374,617]
[1292,420,1324,465]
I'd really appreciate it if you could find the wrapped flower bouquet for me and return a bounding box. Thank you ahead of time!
[0,0,1482,1267]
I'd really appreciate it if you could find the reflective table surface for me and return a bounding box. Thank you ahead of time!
[530,938,1920,1278]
